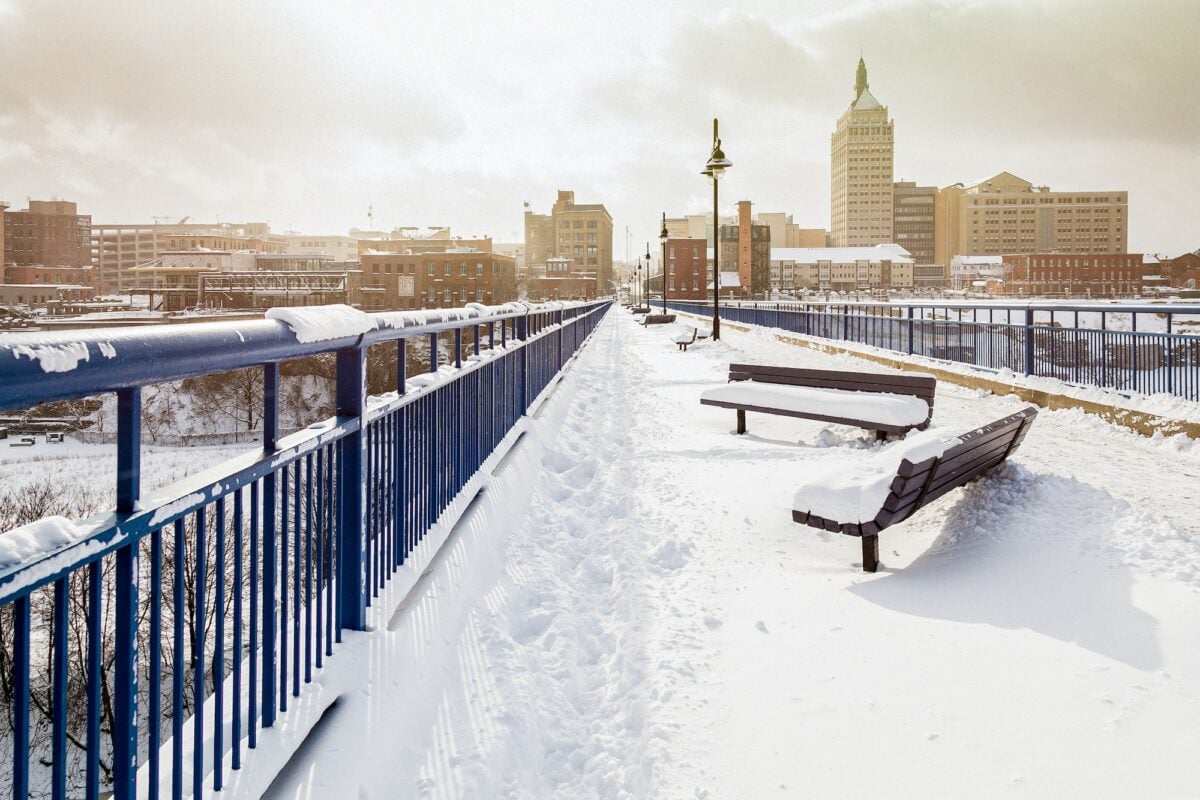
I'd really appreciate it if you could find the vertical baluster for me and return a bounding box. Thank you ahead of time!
[86,561,101,800]
[233,489,244,769]
[249,481,260,746]
[304,453,313,684]
[214,496,226,790]
[12,596,30,800]
[326,445,336,650]
[280,465,289,709]
[51,577,68,800]
[148,529,163,799]
[193,507,207,800]
[292,462,301,698]
[172,518,185,800]
[315,450,325,669]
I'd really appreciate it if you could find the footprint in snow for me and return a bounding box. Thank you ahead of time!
[756,620,769,634]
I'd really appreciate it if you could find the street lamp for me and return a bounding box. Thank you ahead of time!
[703,117,732,340]
[635,257,642,308]
[644,242,652,308]
[660,212,669,314]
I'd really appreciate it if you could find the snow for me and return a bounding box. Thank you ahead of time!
[265,304,375,343]
[0,515,90,568]
[10,341,91,372]
[700,381,931,427]
[6,306,1199,798]
[792,427,959,523]
[252,310,1200,799]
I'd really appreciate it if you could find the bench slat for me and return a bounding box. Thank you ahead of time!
[729,374,936,403]
[699,399,916,433]
[728,364,936,390]
[793,406,1038,570]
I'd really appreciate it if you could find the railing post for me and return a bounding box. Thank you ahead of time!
[263,363,279,451]
[116,388,141,514]
[906,306,915,355]
[519,313,529,411]
[336,345,367,632]
[1024,307,1035,375]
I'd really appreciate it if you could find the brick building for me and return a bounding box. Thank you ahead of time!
[525,256,596,301]
[359,250,517,310]
[664,238,708,300]
[997,253,1144,297]
[524,190,613,294]
[3,200,92,270]
[1157,252,1200,289]
[719,201,771,296]
[5,264,97,290]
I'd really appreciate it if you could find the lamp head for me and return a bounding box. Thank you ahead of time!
[659,212,668,243]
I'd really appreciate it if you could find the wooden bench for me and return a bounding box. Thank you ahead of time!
[793,406,1038,571]
[700,364,937,440]
[675,327,698,350]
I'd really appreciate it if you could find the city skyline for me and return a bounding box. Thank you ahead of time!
[0,0,1196,256]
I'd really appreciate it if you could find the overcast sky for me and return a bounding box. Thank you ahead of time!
[0,0,1196,256]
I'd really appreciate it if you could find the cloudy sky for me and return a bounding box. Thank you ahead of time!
[0,0,1196,256]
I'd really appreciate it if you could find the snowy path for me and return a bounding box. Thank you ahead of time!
[267,309,1200,799]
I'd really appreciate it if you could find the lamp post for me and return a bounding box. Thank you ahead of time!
[635,257,642,308]
[644,242,652,309]
[660,212,669,314]
[703,117,732,340]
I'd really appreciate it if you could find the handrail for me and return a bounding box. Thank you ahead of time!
[0,299,612,800]
[0,301,574,412]
[667,299,1200,401]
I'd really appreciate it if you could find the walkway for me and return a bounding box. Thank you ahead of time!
[267,308,1200,799]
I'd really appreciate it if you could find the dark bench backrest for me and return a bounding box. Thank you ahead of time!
[876,406,1038,529]
[728,363,937,411]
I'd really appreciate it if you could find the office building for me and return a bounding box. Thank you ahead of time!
[4,200,92,270]
[830,58,894,247]
[524,191,613,292]
[934,173,1128,262]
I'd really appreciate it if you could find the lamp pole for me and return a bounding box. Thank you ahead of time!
[703,117,732,340]
[660,213,669,315]
[636,257,642,308]
[644,242,652,309]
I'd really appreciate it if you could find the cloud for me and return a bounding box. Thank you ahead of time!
[0,0,1194,255]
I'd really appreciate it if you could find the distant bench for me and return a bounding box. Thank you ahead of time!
[792,406,1038,571]
[674,326,711,351]
[700,364,936,440]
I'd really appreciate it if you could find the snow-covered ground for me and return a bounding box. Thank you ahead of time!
[255,308,1200,799]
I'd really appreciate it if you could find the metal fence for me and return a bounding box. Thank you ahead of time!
[0,300,610,800]
[667,300,1200,400]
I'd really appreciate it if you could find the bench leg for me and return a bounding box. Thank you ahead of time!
[861,534,879,572]
[875,430,888,442]
[736,409,746,435]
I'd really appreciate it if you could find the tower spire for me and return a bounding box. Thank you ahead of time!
[855,56,869,102]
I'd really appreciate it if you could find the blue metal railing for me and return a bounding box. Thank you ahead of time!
[0,299,610,799]
[666,299,1200,401]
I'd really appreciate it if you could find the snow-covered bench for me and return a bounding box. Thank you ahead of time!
[700,364,937,440]
[674,326,712,351]
[793,406,1038,571]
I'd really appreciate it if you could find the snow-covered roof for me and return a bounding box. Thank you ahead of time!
[951,255,1003,266]
[852,88,882,110]
[706,272,742,290]
[769,244,914,265]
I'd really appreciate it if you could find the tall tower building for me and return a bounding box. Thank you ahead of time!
[830,58,894,247]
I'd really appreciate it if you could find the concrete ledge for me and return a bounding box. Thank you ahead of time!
[679,313,1200,440]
